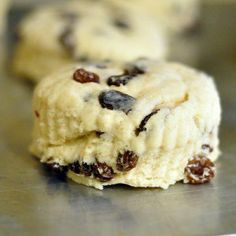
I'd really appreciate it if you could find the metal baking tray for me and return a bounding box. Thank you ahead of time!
[1,2,236,235]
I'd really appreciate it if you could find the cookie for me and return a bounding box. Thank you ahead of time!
[12,1,167,82]
[30,59,221,190]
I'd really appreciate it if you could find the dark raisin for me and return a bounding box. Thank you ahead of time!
[113,19,130,29]
[135,109,160,136]
[69,161,81,174]
[59,26,75,53]
[99,90,136,114]
[73,68,100,83]
[202,144,213,153]
[44,162,68,179]
[34,111,40,118]
[93,161,114,182]
[96,131,105,137]
[184,156,216,184]
[124,64,146,76]
[116,151,139,171]
[81,163,93,176]
[107,75,133,87]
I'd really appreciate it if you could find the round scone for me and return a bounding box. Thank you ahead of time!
[102,0,200,34]
[12,1,167,82]
[30,59,221,190]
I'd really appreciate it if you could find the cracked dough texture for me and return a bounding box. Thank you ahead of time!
[12,1,167,82]
[30,59,221,190]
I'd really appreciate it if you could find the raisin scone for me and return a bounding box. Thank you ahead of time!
[102,0,201,66]
[30,59,221,190]
[103,0,200,34]
[12,1,167,82]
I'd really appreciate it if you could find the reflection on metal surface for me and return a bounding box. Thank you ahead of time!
[1,2,236,236]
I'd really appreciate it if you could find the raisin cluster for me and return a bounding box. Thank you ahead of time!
[43,150,139,182]
[184,156,216,184]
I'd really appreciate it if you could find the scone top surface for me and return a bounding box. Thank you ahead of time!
[102,0,200,33]
[31,59,221,189]
[17,1,167,61]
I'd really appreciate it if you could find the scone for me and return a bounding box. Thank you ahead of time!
[103,0,200,34]
[30,59,221,190]
[104,0,201,66]
[0,0,9,69]
[12,1,167,82]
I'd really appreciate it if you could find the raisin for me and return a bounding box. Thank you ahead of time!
[59,26,75,53]
[116,151,139,171]
[81,163,93,176]
[73,68,100,83]
[99,90,136,114]
[113,19,130,29]
[107,75,133,87]
[69,161,81,174]
[135,109,160,136]
[34,111,40,118]
[96,131,105,137]
[124,64,146,76]
[202,144,213,153]
[184,156,216,184]
[93,161,114,182]
[44,162,68,179]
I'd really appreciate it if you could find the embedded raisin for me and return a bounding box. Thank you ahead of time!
[73,68,100,83]
[96,131,105,137]
[107,75,133,87]
[81,163,93,176]
[69,161,81,174]
[34,111,40,118]
[44,162,68,179]
[124,64,146,76]
[99,90,136,114]
[202,144,213,153]
[184,156,216,184]
[113,19,130,29]
[116,151,139,171]
[93,161,114,182]
[135,109,160,136]
[59,26,75,53]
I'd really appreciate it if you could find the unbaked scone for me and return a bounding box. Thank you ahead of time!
[30,59,221,190]
[12,1,167,82]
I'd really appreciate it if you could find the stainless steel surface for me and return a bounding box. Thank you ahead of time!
[1,3,236,236]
